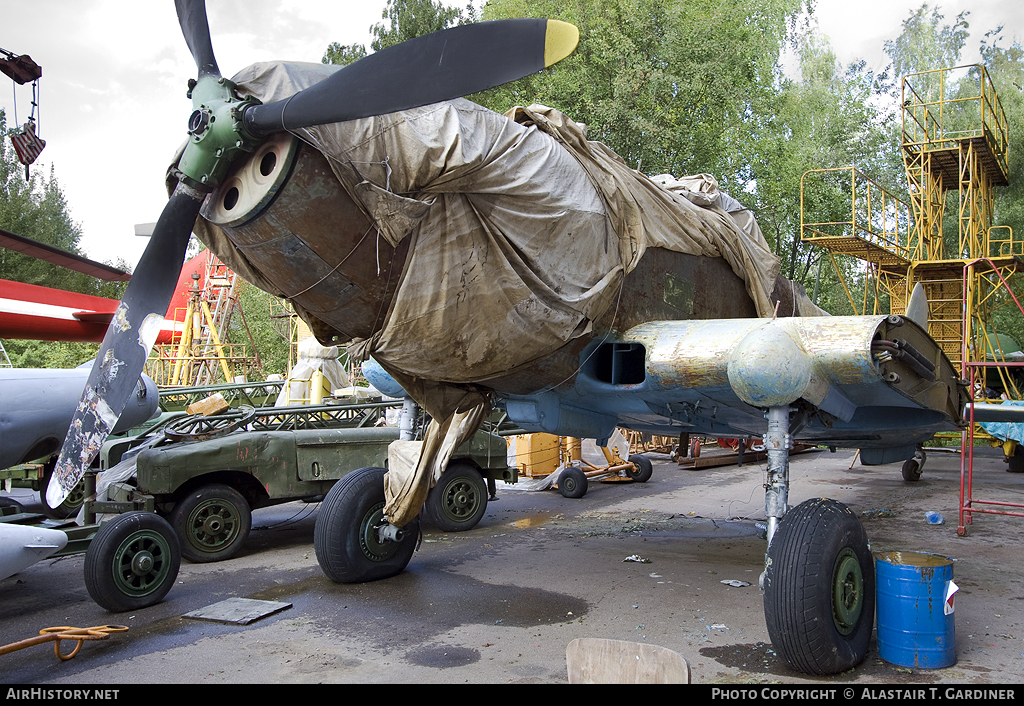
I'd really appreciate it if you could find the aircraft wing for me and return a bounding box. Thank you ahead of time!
[504,313,967,465]
[0,367,159,471]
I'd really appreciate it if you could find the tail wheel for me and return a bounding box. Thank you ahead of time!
[763,498,874,675]
[84,512,181,612]
[1007,446,1024,473]
[314,466,419,583]
[902,457,923,481]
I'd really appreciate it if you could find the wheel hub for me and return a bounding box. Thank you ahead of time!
[189,501,237,548]
[446,482,476,518]
[202,516,224,534]
[132,550,155,576]
[113,530,171,596]
[359,502,401,562]
[832,548,864,635]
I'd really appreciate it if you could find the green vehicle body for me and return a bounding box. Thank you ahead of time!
[103,401,518,562]
[127,423,513,512]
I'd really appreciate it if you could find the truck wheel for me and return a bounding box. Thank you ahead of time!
[558,466,588,498]
[84,512,180,612]
[314,466,419,583]
[171,484,251,563]
[626,454,653,483]
[426,463,488,532]
[763,498,874,675]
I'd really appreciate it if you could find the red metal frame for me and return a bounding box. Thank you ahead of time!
[958,257,1024,535]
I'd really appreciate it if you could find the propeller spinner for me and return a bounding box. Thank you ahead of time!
[46,0,579,508]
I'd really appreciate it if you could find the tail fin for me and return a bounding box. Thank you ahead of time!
[905,282,929,329]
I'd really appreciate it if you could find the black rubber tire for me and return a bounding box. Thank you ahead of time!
[314,466,419,583]
[1007,447,1024,473]
[425,463,488,532]
[901,458,923,482]
[763,498,874,675]
[84,512,181,612]
[558,466,588,499]
[171,484,252,563]
[0,496,24,511]
[626,454,653,483]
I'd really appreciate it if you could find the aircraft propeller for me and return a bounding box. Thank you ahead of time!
[46,0,579,509]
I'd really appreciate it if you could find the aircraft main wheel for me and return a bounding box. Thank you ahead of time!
[84,512,181,613]
[763,498,874,675]
[425,463,488,531]
[171,484,252,563]
[626,454,653,482]
[558,466,588,498]
[314,466,419,583]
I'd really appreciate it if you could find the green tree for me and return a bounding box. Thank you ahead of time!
[370,0,475,51]
[473,0,804,180]
[981,30,1024,248]
[0,111,130,367]
[979,31,1024,349]
[739,27,897,314]
[321,42,366,67]
[322,0,475,65]
[883,3,969,89]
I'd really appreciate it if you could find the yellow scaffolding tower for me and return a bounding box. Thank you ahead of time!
[801,65,1019,380]
[146,256,255,387]
[801,64,1024,534]
[900,65,1018,376]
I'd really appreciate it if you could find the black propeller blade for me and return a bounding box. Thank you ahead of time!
[46,185,203,509]
[175,0,220,78]
[243,18,579,136]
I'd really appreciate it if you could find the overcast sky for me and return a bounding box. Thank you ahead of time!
[1,0,1020,271]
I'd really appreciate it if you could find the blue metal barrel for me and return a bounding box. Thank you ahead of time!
[875,551,957,668]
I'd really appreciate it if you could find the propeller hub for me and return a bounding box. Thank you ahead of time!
[174,76,262,191]
[187,109,211,137]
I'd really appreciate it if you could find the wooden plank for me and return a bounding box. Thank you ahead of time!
[183,598,291,625]
[566,638,690,684]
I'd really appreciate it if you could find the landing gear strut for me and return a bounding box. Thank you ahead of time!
[759,405,875,675]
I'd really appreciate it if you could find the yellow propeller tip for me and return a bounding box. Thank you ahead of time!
[544,20,579,67]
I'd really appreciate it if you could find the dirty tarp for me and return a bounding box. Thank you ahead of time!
[981,400,1024,445]
[274,336,349,407]
[182,61,784,526]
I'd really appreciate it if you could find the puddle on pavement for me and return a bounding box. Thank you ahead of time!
[404,644,481,668]
[699,642,943,682]
[700,641,784,675]
[510,513,555,529]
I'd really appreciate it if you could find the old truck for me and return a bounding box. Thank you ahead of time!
[101,398,517,567]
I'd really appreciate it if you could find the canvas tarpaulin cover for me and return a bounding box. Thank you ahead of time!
[182,61,786,526]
